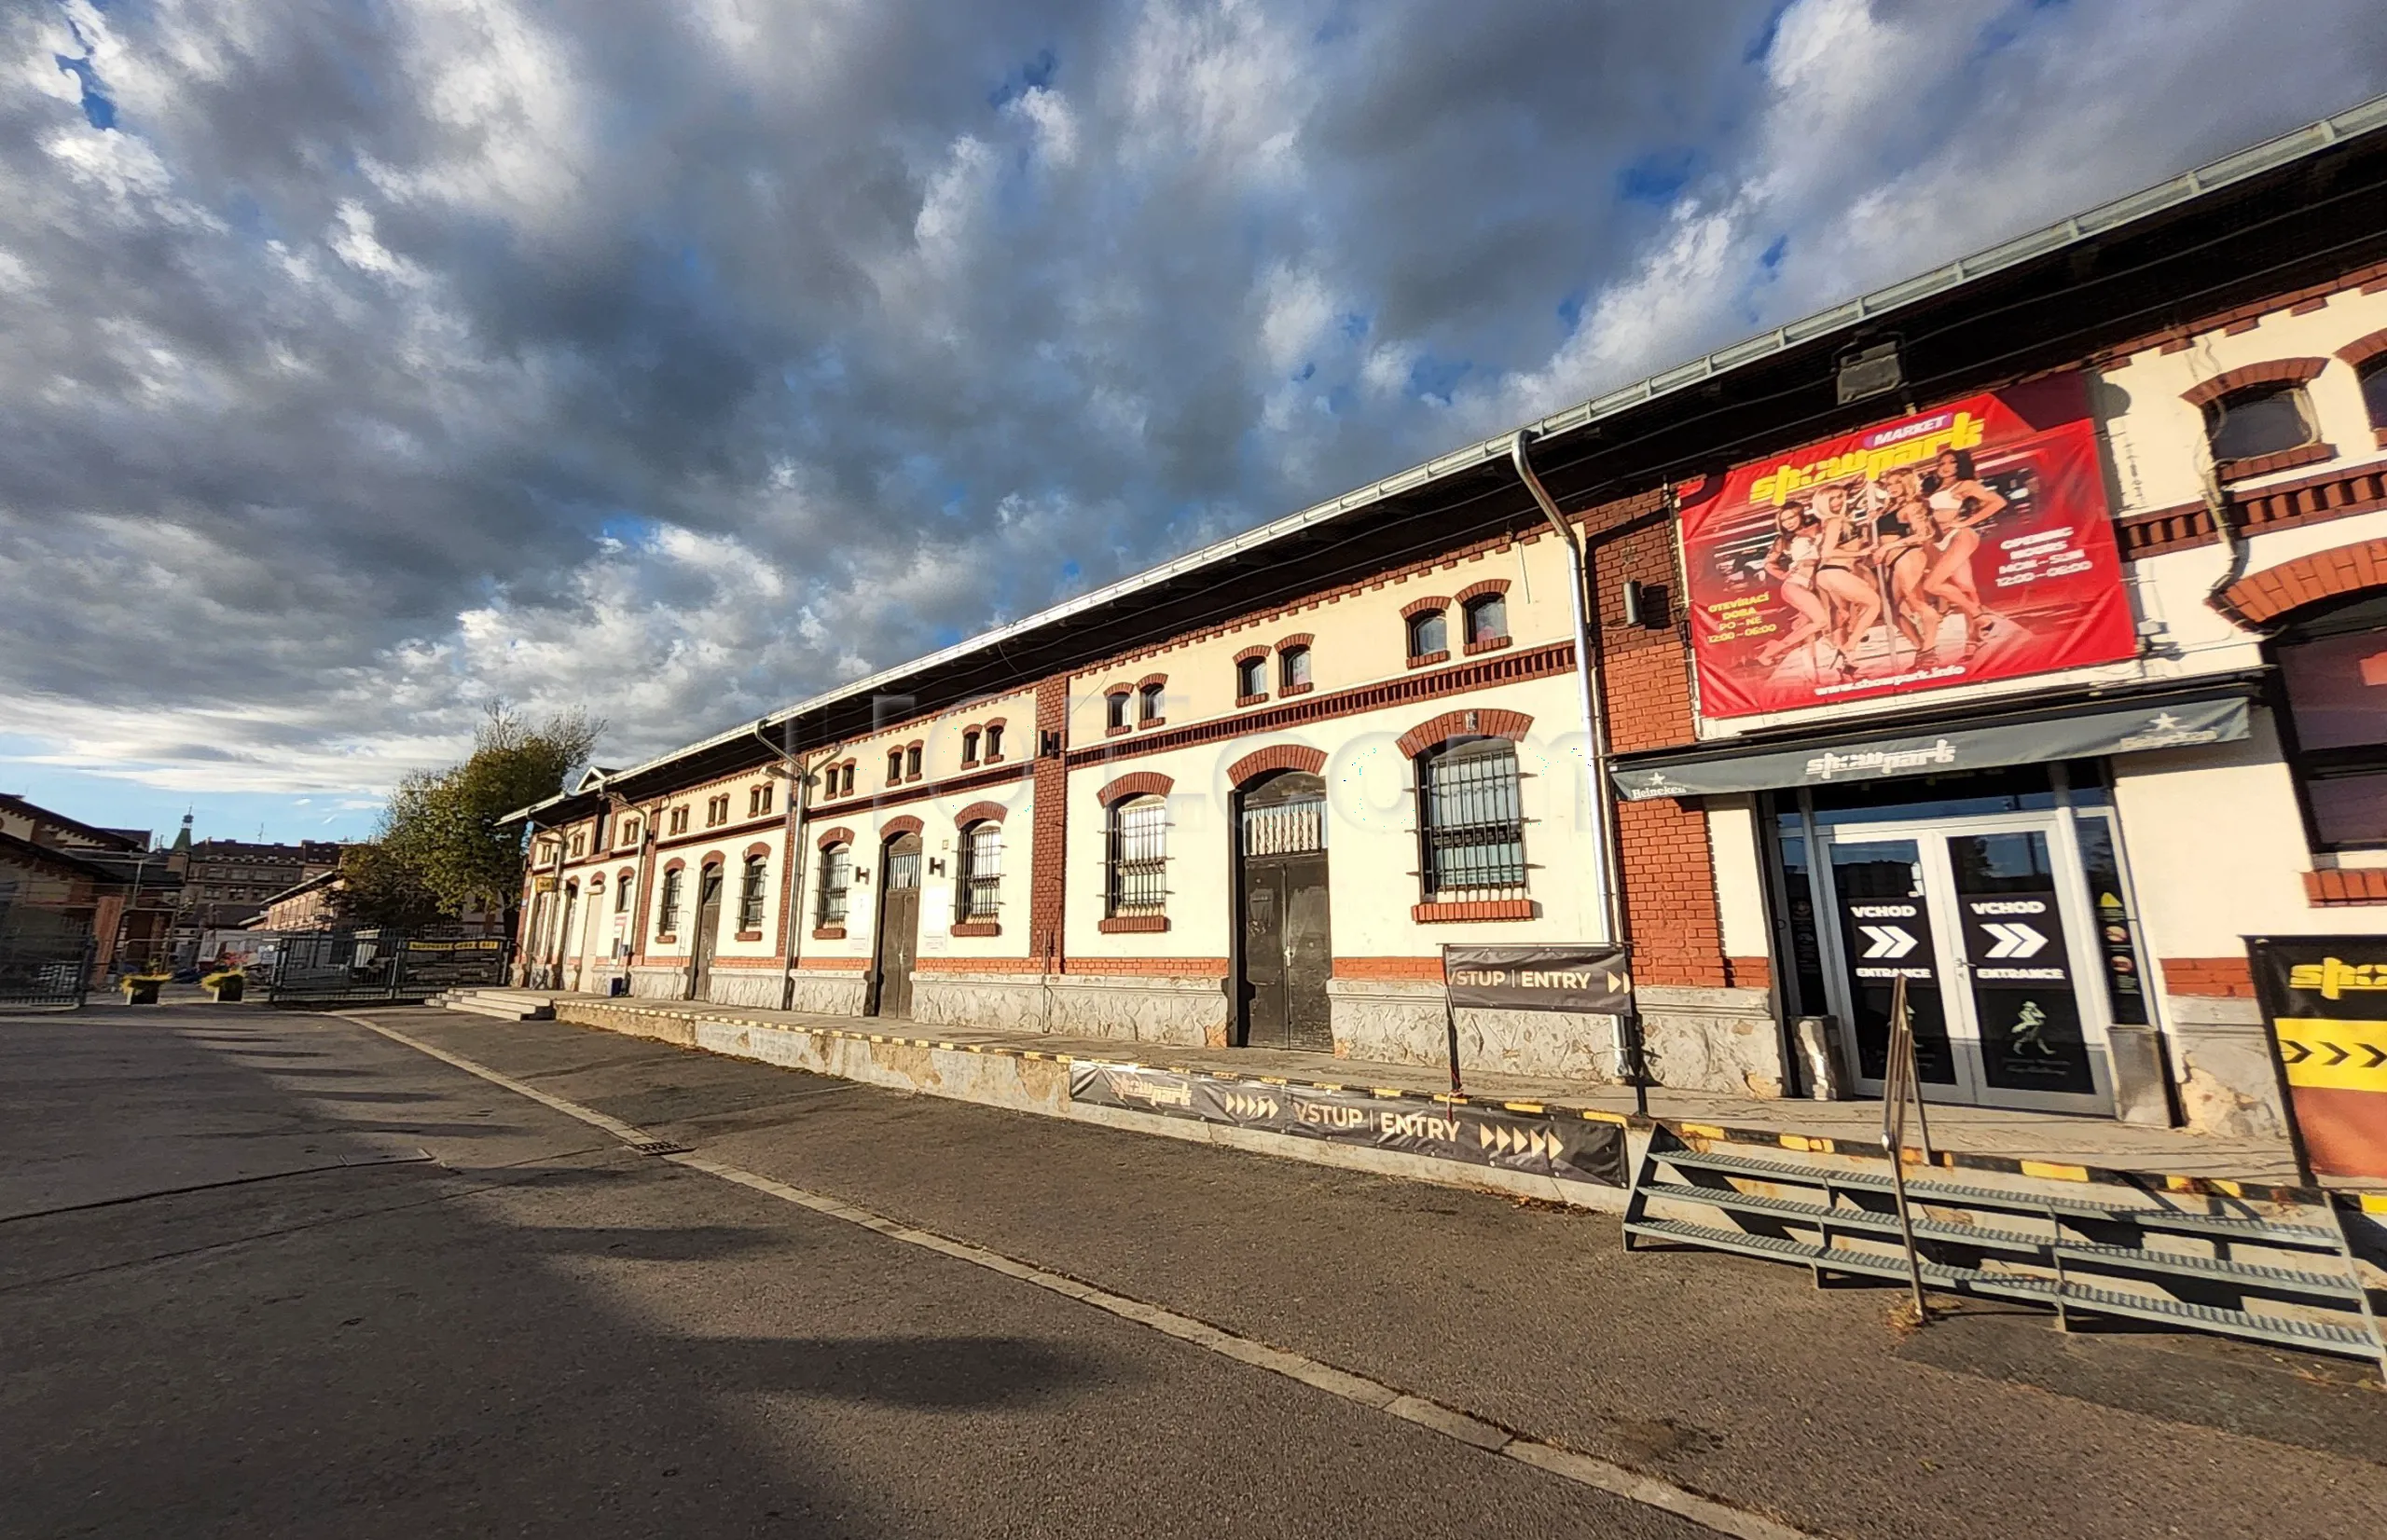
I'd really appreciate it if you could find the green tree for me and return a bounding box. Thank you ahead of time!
[326,841,446,929]
[378,704,603,928]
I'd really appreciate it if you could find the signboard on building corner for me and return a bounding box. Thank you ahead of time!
[2248,936,2387,1181]
[1678,373,2135,719]
[1441,943,1632,1015]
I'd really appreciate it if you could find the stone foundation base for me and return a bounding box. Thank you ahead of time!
[912,971,1225,1046]
[787,971,868,1015]
[1638,984,1787,1099]
[704,969,785,1010]
[2162,997,2291,1140]
[628,966,688,1001]
[1327,979,1621,1081]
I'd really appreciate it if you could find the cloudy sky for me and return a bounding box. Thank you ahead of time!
[5,0,2383,845]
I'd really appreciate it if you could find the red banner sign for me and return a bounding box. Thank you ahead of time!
[1679,375,2135,719]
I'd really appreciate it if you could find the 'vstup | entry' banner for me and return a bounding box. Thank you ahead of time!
[2249,937,2387,1180]
[1679,374,2135,719]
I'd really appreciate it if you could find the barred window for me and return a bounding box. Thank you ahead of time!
[816,844,852,928]
[1464,593,1508,646]
[957,822,1001,921]
[738,854,768,930]
[1106,795,1168,915]
[658,866,683,934]
[1418,739,1527,898]
[1407,608,1447,659]
[1235,655,1265,698]
[1278,644,1311,691]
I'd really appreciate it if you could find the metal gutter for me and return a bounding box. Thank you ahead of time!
[504,92,2387,821]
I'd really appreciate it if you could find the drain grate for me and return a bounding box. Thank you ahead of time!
[626,1136,690,1156]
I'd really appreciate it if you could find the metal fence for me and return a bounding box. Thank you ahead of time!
[265,928,511,1006]
[0,905,95,1009]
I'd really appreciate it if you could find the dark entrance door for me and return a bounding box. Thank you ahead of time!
[1236,772,1331,1051]
[688,864,723,1001]
[871,832,923,1019]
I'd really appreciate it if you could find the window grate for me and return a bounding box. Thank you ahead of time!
[1420,744,1527,897]
[816,846,851,928]
[738,856,768,930]
[1107,797,1168,914]
[958,825,1001,920]
[1240,794,1324,857]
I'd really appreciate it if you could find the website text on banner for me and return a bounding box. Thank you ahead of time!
[1678,375,2136,720]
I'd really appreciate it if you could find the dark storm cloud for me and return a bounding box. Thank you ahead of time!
[1,0,2382,798]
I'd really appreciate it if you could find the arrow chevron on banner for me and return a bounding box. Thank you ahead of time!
[1859,924,1918,960]
[1983,922,2049,959]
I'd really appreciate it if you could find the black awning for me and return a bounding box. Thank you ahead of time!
[1612,691,2252,801]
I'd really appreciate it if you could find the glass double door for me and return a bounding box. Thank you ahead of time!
[1815,814,2111,1114]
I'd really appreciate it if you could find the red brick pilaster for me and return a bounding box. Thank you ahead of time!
[1029,676,1069,969]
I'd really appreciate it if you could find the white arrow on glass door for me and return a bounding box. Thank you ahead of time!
[1858,924,1918,959]
[1981,922,2049,959]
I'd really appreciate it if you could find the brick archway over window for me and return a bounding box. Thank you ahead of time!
[1400,594,1452,620]
[2338,327,2387,372]
[1455,578,1511,604]
[1097,771,1173,806]
[1226,745,1327,786]
[953,801,1007,827]
[816,826,855,849]
[879,815,924,840]
[1396,708,1532,759]
[742,841,773,859]
[2216,535,2387,626]
[2181,357,2328,409]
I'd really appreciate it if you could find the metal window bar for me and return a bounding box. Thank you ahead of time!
[1107,798,1168,914]
[817,846,851,928]
[1240,795,1325,856]
[658,869,683,933]
[1421,747,1527,897]
[738,859,767,930]
[959,826,1002,920]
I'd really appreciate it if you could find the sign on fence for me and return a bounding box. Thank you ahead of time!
[2249,936,2387,1180]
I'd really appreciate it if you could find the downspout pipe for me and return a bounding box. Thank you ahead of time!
[752,718,842,1012]
[1510,431,1648,1113]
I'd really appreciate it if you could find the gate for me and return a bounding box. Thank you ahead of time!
[0,906,94,1009]
[265,928,511,1006]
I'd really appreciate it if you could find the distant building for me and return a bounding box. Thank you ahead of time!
[163,817,343,962]
[0,793,179,981]
[250,869,343,933]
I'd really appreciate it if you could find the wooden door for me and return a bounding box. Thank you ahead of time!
[1235,773,1332,1052]
[689,865,724,1002]
[872,833,923,1019]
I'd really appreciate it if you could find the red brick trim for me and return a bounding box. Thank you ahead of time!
[953,801,1007,827]
[1276,632,1314,651]
[742,841,772,859]
[811,926,847,941]
[1727,956,1773,990]
[1235,692,1270,708]
[1097,771,1174,806]
[879,815,925,839]
[1412,898,1537,923]
[2160,956,2254,997]
[734,929,764,942]
[917,956,1042,974]
[1400,595,1452,620]
[1454,579,1510,605]
[2217,535,2387,625]
[661,856,687,873]
[817,826,855,849]
[2305,868,2387,905]
[1280,681,1317,695]
[797,955,869,970]
[1137,672,1167,691]
[1098,914,1170,933]
[2181,357,2328,409]
[1335,956,1442,982]
[2337,327,2387,372]
[949,921,1002,938]
[1405,649,1451,669]
[1463,634,1515,657]
[1226,745,1328,786]
[1062,956,1227,977]
[2217,440,2334,484]
[1396,708,1533,759]
[2291,296,2331,316]
[1234,645,1270,663]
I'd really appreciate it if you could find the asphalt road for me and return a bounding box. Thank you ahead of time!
[4,1003,2382,1540]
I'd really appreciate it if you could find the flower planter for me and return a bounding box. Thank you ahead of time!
[121,977,163,1005]
[205,976,245,1002]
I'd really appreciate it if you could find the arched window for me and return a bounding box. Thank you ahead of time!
[1235,654,1266,699]
[961,728,982,763]
[614,870,634,913]
[886,749,903,785]
[956,822,1001,922]
[657,866,684,934]
[1106,690,1132,732]
[839,763,855,797]
[738,853,768,930]
[2204,382,2315,464]
[2360,355,2387,433]
[816,844,852,929]
[1417,738,1527,899]
[1463,593,1508,648]
[983,723,1003,760]
[569,832,586,859]
[1406,607,1448,661]
[1278,644,1312,692]
[2273,590,2387,848]
[1106,796,1168,916]
[905,743,922,780]
[1138,681,1165,724]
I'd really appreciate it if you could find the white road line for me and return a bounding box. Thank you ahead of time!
[335,1013,1815,1540]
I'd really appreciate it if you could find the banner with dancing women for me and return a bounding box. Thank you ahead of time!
[1678,374,2135,720]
